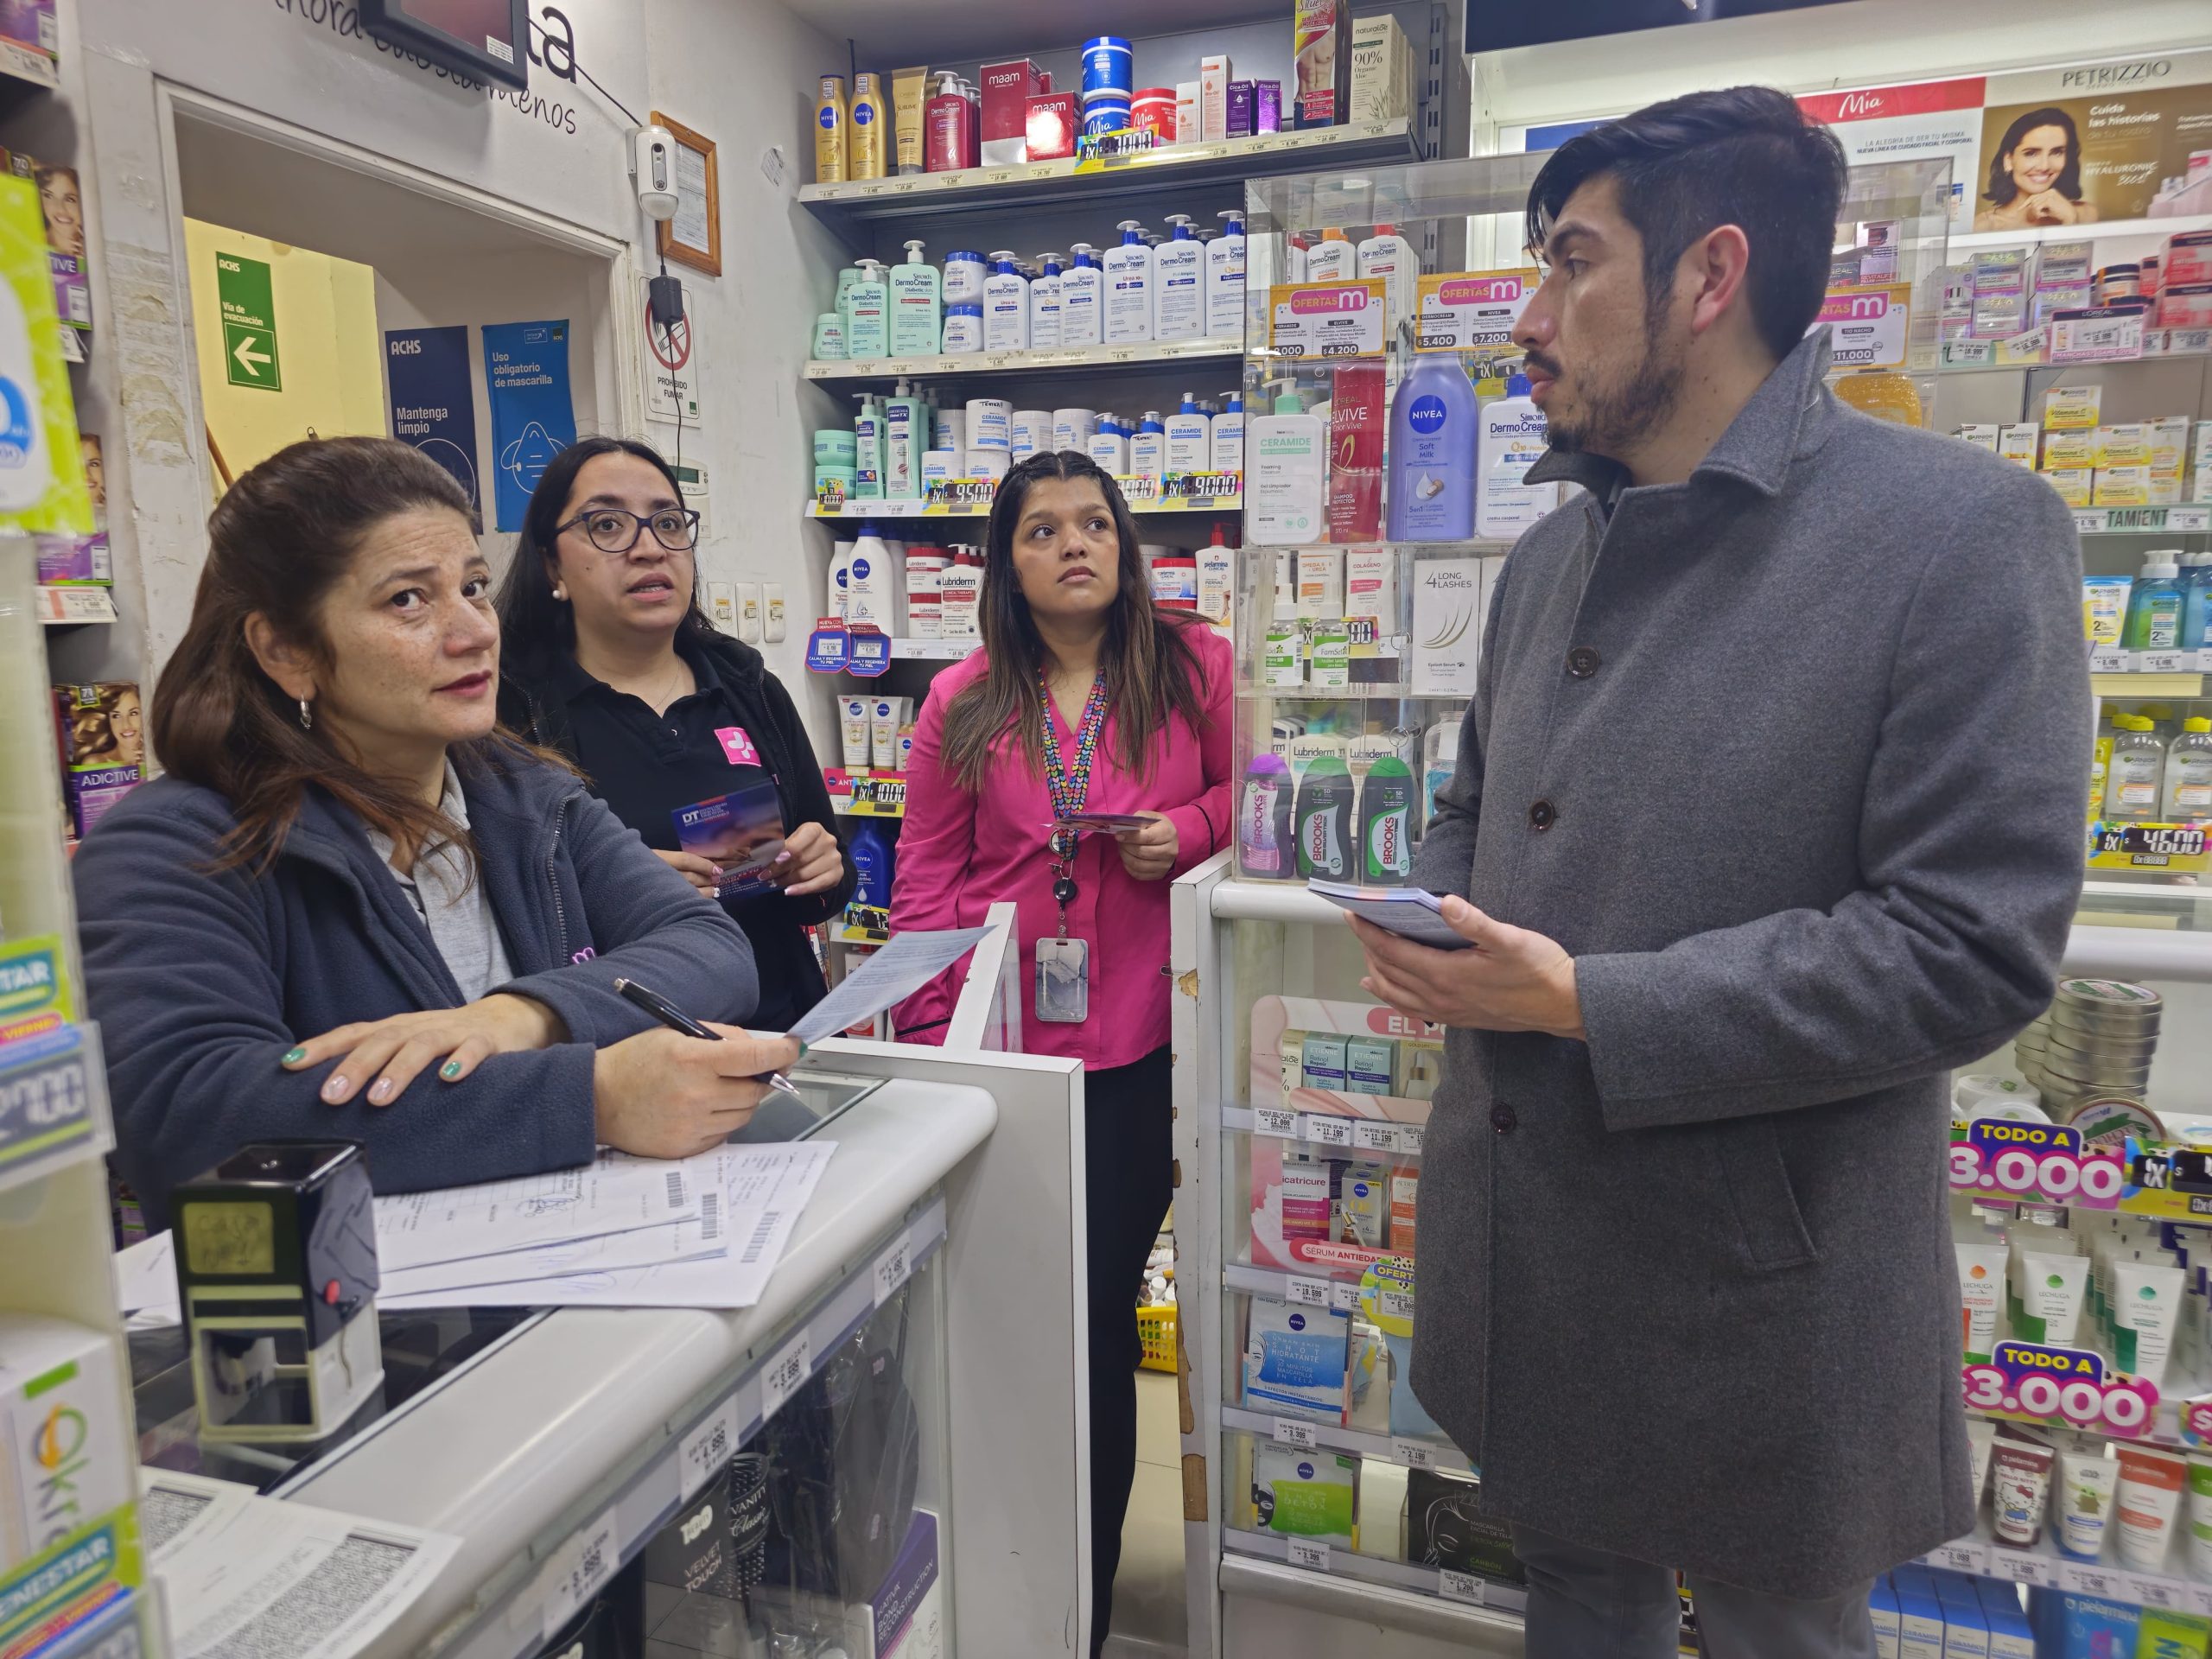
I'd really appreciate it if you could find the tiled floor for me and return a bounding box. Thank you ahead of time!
[1106,1368,1191,1657]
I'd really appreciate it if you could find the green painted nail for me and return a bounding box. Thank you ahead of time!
[283,1047,306,1065]
[441,1060,462,1079]
[795,1040,810,1060]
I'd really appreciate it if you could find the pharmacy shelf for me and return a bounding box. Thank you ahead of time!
[2073,507,2212,537]
[1915,1514,2212,1616]
[2090,668,2206,696]
[1222,1405,1471,1478]
[798,118,1421,231]
[806,491,1239,519]
[1931,331,2210,374]
[1222,1529,1529,1623]
[795,0,1286,63]
[0,37,56,94]
[1224,1103,1424,1160]
[804,336,1243,384]
[37,586,117,626]
[0,1026,112,1200]
[1948,212,2212,257]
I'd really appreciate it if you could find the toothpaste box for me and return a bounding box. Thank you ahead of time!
[1243,1294,1351,1422]
[1870,1575,1901,1659]
[1252,1446,1356,1544]
[0,1315,131,1577]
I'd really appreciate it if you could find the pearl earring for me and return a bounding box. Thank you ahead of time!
[553,585,567,601]
[298,698,314,730]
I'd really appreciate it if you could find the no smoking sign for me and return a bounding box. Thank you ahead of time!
[643,278,702,425]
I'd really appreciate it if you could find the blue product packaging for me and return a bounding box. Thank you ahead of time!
[1242,1295,1350,1421]
[1080,35,1134,95]
[2027,1588,2139,1659]
[1931,1572,1988,1659]
[1974,1580,2031,1659]
[1082,99,1132,137]
[1890,1568,1946,1659]
[848,818,897,912]
[1868,1575,1900,1659]
[1385,346,1478,541]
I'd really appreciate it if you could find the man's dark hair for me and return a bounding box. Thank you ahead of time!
[1525,86,1847,362]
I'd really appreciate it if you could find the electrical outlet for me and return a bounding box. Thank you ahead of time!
[763,584,786,643]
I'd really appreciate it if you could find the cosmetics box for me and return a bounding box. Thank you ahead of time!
[979,60,1045,163]
[2039,429,2094,470]
[1869,1578,1900,1659]
[1998,425,2039,467]
[2094,466,2151,508]
[1291,0,1350,129]
[1350,12,1414,124]
[0,1315,131,1577]
[1252,1445,1357,1544]
[52,682,142,839]
[1026,92,1079,161]
[1243,1295,1351,1423]
[2041,467,2093,507]
[856,1510,945,1659]
[1344,1036,1394,1096]
[1405,1467,1523,1581]
[1256,81,1281,133]
[1300,1033,1349,1091]
[2043,385,2103,430]
[1226,79,1255,139]
[1952,424,1999,453]
[1199,54,1230,143]
[2093,423,2150,468]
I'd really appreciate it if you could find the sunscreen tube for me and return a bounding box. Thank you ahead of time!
[871,696,910,769]
[2113,1258,2185,1389]
[2057,1447,2117,1560]
[2115,1442,2187,1570]
[840,697,871,770]
[1955,1240,2007,1362]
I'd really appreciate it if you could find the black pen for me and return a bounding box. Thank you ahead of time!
[614,977,803,1098]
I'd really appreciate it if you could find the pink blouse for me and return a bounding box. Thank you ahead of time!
[888,620,1234,1069]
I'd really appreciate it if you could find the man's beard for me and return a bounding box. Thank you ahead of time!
[1539,316,1687,460]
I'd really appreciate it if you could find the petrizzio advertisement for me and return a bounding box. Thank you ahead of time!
[1974,53,2212,230]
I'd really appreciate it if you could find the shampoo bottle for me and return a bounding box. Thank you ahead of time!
[1165,394,1211,475]
[2124,550,2187,651]
[1475,372,1560,540]
[1154,214,1206,340]
[1238,753,1298,880]
[1030,252,1066,349]
[1294,754,1356,879]
[1103,220,1155,345]
[842,259,890,359]
[889,239,942,357]
[884,379,925,500]
[1248,384,1326,545]
[1062,244,1106,346]
[852,394,885,499]
[983,251,1030,351]
[1386,336,1478,541]
[1358,756,1415,884]
[1208,209,1248,339]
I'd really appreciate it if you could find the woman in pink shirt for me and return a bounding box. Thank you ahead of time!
[891,450,1230,1651]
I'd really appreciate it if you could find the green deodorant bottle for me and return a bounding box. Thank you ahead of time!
[1358,756,1414,885]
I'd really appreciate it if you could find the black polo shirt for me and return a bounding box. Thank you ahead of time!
[547,639,822,1030]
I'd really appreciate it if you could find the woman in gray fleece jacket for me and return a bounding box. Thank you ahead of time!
[74,437,794,1231]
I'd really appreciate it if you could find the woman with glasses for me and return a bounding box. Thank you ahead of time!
[499,437,852,1030]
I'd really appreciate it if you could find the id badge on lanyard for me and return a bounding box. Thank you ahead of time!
[1037,671,1109,1024]
[1036,937,1090,1022]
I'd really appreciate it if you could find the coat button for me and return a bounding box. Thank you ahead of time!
[1567,646,1601,677]
[1529,799,1556,830]
[1491,1103,1517,1134]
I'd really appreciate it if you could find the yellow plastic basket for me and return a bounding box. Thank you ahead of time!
[1137,1304,1178,1373]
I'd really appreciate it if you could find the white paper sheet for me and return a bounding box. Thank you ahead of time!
[786,925,994,1045]
[377,1141,836,1311]
[373,1149,701,1270]
[143,1470,461,1659]
[376,1189,725,1298]
[116,1230,181,1329]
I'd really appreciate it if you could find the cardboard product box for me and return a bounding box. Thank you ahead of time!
[539,1556,647,1659]
[853,1509,944,1659]
[2041,467,2093,508]
[1952,424,2000,453]
[2094,465,2152,507]
[978,60,1045,164]
[1252,1446,1357,1545]
[1350,13,1415,124]
[1026,92,1079,162]
[0,2,54,60]
[0,1315,132,1577]
[1869,1577,1901,1659]
[1403,1467,1524,1582]
[35,433,106,585]
[6,150,87,333]
[52,682,141,839]
[2039,429,2094,470]
[1327,360,1385,542]
[643,1465,735,1603]
[1997,424,2039,467]
[1292,0,1351,129]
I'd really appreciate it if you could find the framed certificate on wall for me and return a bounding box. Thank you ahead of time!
[653,114,721,278]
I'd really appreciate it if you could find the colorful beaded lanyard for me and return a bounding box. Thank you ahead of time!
[1040,667,1110,941]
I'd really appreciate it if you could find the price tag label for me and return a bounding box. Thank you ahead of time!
[1399,1126,1424,1156]
[762,1332,811,1422]
[1440,1567,1485,1605]
[1287,1538,1331,1573]
[804,626,851,675]
[2089,821,2209,868]
[846,627,892,678]
[1821,284,1912,369]
[1329,1281,1362,1313]
[873,1230,913,1306]
[678,1395,739,1504]
[2088,646,2129,672]
[1268,280,1387,359]
[2073,510,2107,536]
[849,776,908,815]
[2063,1561,2120,1599]
[1988,1548,2057,1587]
[2173,507,2212,533]
[2189,1583,2212,1619]
[539,1506,623,1637]
[1273,1416,1317,1449]
[1305,1114,1352,1147]
[1929,1540,1986,1574]
[1413,270,1536,353]
[2130,1573,2182,1610]
[2139,650,2188,674]
[1353,1121,1398,1154]
[1255,1106,1299,1138]
[1391,1437,1437,1470]
[1380,1289,1415,1321]
[1285,1276,1331,1308]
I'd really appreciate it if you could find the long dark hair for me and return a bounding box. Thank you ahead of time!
[152,436,536,872]
[937,449,1210,792]
[495,435,716,677]
[1984,107,2083,208]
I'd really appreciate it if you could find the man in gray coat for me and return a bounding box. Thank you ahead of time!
[1351,87,2091,1657]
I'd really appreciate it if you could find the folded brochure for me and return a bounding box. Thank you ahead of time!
[1306,880,1472,950]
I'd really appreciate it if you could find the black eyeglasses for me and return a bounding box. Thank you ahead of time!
[556,506,701,554]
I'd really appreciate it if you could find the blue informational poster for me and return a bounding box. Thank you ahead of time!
[385,326,480,513]
[481,319,575,532]
[1523,118,1612,152]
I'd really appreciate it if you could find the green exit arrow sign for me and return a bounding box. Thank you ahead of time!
[216,251,282,391]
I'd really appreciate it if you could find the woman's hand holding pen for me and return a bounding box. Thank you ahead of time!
[592,1025,801,1158]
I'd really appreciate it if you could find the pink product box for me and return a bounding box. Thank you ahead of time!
[2162,283,2212,332]
[0,1,55,56]
[2166,232,2212,290]
[35,531,107,585]
[979,59,1046,163]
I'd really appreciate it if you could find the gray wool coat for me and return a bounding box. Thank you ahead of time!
[1405,330,2093,1598]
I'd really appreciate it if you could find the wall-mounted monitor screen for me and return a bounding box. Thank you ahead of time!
[1469,0,1855,55]
[359,0,530,91]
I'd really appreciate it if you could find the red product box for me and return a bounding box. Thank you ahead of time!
[980,58,1046,163]
[1328,361,1385,541]
[1027,91,1079,162]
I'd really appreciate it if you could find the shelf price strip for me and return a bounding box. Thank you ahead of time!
[1961,1341,2156,1437]
[1947,1118,2122,1210]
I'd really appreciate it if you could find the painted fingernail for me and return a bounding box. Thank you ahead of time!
[283,1046,306,1065]
[795,1040,810,1059]
[441,1059,462,1080]
[368,1078,393,1103]
[322,1076,348,1101]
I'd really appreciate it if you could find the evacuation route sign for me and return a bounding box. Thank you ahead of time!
[217,252,282,391]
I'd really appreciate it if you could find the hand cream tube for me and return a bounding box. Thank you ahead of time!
[2113,1257,2186,1389]
[2015,1247,2089,1347]
[2057,1447,2117,1560]
[1990,1432,2056,1547]
[1967,1418,1997,1507]
[2188,1457,2212,1580]
[840,697,872,770]
[1956,1240,2008,1362]
[2115,1442,2188,1571]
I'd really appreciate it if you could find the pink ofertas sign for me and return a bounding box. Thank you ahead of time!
[1818,283,1913,369]
[1268,279,1387,359]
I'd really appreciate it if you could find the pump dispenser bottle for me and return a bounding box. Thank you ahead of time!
[983,251,1030,351]
[1103,220,1155,344]
[1208,209,1248,338]
[1030,253,1066,349]
[889,239,942,357]
[842,260,889,358]
[1063,244,1105,346]
[1165,394,1210,475]
[2125,551,2186,651]
[1130,411,1166,483]
[884,379,925,500]
[1154,214,1205,340]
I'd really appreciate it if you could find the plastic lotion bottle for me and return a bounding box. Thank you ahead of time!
[1165,394,1211,476]
[1294,754,1356,879]
[983,251,1029,352]
[1211,392,1245,478]
[1061,245,1105,348]
[852,394,886,499]
[1104,221,1155,345]
[2164,717,2212,820]
[1476,372,1560,540]
[1030,252,1065,350]
[883,379,925,500]
[1249,384,1326,545]
[1208,210,1248,339]
[1387,338,1478,541]
[1358,756,1415,885]
[1129,411,1166,483]
[2104,714,2165,822]
[1238,753,1297,879]
[1198,524,1233,624]
[889,239,942,358]
[1357,222,1418,332]
[1154,214,1206,340]
[842,259,890,358]
[2123,550,2186,651]
[849,820,896,911]
[1306,228,1355,282]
